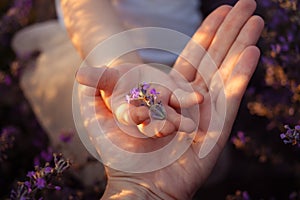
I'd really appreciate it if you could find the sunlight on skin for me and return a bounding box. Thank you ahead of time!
[61,0,111,56]
[109,189,134,199]
[82,91,173,153]
[61,0,142,65]
[115,104,132,125]
[226,75,251,99]
[137,120,169,138]
[172,6,232,82]
[79,89,196,170]
[219,16,264,83]
[178,156,188,166]
[114,103,170,139]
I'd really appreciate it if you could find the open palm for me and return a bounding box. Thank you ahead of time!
[75,0,264,199]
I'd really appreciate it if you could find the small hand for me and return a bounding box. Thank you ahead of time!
[76,63,203,138]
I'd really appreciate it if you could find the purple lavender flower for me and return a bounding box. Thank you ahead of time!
[280,125,300,146]
[10,183,30,200]
[24,181,32,193]
[26,171,35,178]
[3,75,12,85]
[237,131,246,144]
[54,153,71,173]
[126,82,166,120]
[44,167,52,174]
[141,82,150,91]
[34,147,54,166]
[40,148,53,162]
[24,181,31,188]
[231,131,249,149]
[35,178,46,189]
[130,87,140,99]
[150,88,159,96]
[10,153,70,200]
[242,191,250,200]
[54,186,61,191]
[59,130,74,143]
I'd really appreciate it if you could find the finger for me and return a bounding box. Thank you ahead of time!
[154,120,176,138]
[165,106,196,133]
[169,89,204,108]
[137,104,196,137]
[78,84,101,97]
[196,0,257,84]
[137,120,176,138]
[224,46,260,118]
[76,65,119,95]
[219,15,264,83]
[114,103,149,125]
[171,5,232,81]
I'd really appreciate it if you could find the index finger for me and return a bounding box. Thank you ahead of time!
[76,66,120,95]
[171,5,232,81]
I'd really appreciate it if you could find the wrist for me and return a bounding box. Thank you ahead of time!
[101,177,175,200]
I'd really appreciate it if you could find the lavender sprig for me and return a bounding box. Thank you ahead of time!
[126,82,166,120]
[10,153,71,200]
[280,125,300,146]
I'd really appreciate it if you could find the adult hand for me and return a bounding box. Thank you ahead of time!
[75,0,264,199]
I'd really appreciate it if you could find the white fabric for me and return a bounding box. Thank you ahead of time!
[111,0,201,36]
[13,21,104,185]
[56,0,202,65]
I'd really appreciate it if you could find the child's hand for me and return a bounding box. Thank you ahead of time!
[76,63,204,138]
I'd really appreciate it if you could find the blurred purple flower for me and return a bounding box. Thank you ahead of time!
[280,125,300,146]
[54,186,61,191]
[130,87,140,99]
[35,178,46,189]
[26,171,35,179]
[3,75,12,85]
[242,191,250,200]
[150,88,159,96]
[40,149,53,162]
[10,153,70,199]
[59,130,74,143]
[34,147,53,166]
[0,0,33,40]
[231,131,249,149]
[24,181,31,193]
[141,82,150,91]
[44,167,52,174]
